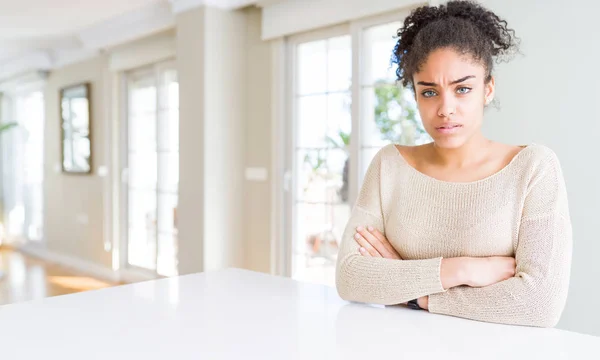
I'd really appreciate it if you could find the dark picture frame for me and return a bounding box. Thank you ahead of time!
[60,82,92,174]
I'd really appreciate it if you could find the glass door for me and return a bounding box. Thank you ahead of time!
[124,61,179,277]
[289,29,352,286]
[0,91,45,244]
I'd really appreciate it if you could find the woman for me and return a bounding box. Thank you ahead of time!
[335,0,572,328]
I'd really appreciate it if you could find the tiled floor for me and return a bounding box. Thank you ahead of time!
[0,247,116,306]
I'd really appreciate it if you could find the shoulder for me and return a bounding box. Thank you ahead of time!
[373,143,424,163]
[519,143,562,173]
[516,144,567,192]
[368,144,402,166]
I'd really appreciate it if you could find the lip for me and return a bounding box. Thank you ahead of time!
[435,124,463,134]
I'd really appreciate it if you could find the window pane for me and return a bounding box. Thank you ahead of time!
[160,69,179,111]
[129,113,157,151]
[158,152,178,193]
[158,109,179,152]
[128,77,157,114]
[128,188,157,271]
[326,92,351,149]
[126,65,179,276]
[3,91,45,242]
[129,152,157,191]
[293,202,350,287]
[297,95,327,148]
[157,193,178,233]
[295,149,324,202]
[157,232,178,277]
[293,32,352,287]
[128,227,157,271]
[297,40,327,95]
[362,21,402,86]
[327,36,352,92]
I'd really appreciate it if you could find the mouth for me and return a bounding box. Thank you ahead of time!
[435,124,463,134]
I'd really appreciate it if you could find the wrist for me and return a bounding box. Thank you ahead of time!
[440,257,470,289]
[417,296,429,310]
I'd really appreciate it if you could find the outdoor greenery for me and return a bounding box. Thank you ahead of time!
[302,81,428,203]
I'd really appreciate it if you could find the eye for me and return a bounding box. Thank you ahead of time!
[457,87,472,94]
[421,90,437,98]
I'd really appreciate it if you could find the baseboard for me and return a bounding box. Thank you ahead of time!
[17,244,121,283]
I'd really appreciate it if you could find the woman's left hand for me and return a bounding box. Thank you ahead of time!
[354,226,402,259]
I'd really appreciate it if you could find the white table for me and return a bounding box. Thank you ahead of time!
[0,268,598,359]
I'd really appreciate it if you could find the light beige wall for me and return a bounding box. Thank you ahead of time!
[43,56,112,268]
[203,6,247,271]
[243,7,273,274]
[175,6,206,275]
[175,6,249,274]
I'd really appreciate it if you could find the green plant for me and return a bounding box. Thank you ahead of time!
[373,81,428,144]
[0,123,17,134]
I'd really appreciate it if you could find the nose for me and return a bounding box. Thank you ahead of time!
[437,94,456,118]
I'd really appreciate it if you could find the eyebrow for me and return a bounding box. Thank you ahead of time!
[416,75,476,87]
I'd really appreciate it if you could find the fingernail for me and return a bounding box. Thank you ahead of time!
[354,233,361,239]
[356,226,364,231]
[367,226,374,232]
[359,247,365,253]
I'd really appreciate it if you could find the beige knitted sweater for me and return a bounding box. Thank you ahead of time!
[335,143,572,327]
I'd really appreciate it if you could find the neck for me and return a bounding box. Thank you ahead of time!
[429,134,492,168]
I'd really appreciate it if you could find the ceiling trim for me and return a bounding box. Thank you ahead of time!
[169,0,264,13]
[52,49,102,70]
[78,1,175,50]
[0,51,53,83]
[169,0,206,14]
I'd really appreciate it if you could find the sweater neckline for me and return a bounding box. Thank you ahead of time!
[391,143,537,186]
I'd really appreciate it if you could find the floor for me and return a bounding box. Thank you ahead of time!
[0,247,116,306]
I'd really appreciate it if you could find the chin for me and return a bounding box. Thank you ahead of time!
[430,136,467,149]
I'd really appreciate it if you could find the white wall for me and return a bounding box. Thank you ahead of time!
[479,0,600,336]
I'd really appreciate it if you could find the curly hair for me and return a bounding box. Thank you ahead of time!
[392,0,520,88]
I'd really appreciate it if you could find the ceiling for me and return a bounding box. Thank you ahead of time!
[0,0,267,79]
[0,0,166,62]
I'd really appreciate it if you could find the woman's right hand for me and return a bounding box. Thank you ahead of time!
[462,256,517,288]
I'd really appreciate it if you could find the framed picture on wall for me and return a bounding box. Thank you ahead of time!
[60,82,92,174]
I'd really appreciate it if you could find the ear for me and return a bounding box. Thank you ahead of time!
[485,75,495,104]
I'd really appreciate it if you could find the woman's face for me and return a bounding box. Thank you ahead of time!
[412,47,495,149]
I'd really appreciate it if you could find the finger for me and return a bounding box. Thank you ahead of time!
[357,227,391,258]
[354,232,382,257]
[369,227,402,259]
[358,247,370,257]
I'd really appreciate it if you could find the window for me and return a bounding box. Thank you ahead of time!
[285,12,430,286]
[290,30,352,286]
[124,62,179,277]
[0,90,45,243]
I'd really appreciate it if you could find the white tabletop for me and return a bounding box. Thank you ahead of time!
[0,268,598,359]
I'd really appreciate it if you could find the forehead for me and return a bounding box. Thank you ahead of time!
[414,48,485,81]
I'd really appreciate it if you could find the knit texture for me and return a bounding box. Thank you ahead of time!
[335,143,572,327]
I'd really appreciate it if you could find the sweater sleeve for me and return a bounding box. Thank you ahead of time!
[428,151,573,327]
[335,147,446,305]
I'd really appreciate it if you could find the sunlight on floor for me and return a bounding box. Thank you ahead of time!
[0,247,119,306]
[48,276,112,291]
